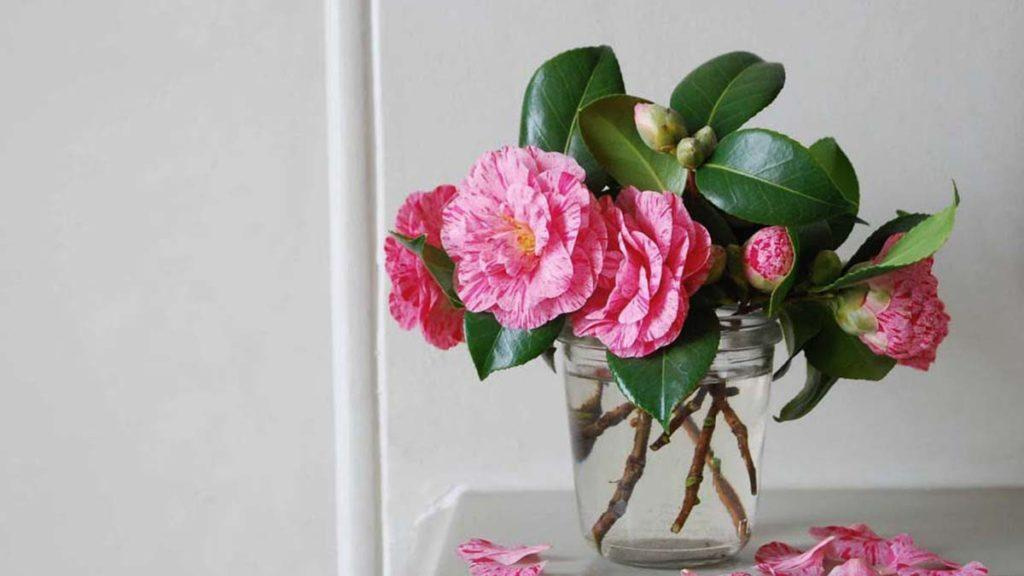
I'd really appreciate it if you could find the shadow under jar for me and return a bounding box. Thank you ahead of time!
[559,310,781,569]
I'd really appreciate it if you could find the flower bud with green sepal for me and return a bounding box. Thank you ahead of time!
[810,250,843,286]
[693,126,718,157]
[676,137,705,170]
[634,102,688,154]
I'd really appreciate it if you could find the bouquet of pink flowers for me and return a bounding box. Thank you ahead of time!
[384,47,957,553]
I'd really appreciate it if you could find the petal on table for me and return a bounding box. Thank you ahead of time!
[810,524,894,565]
[755,537,836,576]
[457,538,550,565]
[828,558,882,576]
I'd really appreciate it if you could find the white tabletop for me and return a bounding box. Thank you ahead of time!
[411,488,1023,576]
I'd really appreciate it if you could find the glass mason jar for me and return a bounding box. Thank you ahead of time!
[558,310,781,569]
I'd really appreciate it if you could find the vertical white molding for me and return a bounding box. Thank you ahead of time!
[326,0,382,574]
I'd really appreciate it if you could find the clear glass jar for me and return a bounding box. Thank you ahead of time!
[559,310,781,569]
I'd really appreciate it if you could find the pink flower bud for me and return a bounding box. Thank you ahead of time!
[834,233,949,370]
[634,103,688,153]
[742,226,795,293]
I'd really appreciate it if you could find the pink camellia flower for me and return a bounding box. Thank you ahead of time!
[743,225,795,292]
[457,538,550,576]
[834,233,950,370]
[571,187,712,358]
[384,184,464,349]
[441,146,607,330]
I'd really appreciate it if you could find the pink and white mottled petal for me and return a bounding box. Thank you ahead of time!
[828,558,882,576]
[467,559,548,576]
[755,537,836,576]
[456,539,550,564]
[810,524,894,565]
[885,534,956,571]
[895,562,988,576]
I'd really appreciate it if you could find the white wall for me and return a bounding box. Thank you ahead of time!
[379,0,1024,571]
[0,2,335,575]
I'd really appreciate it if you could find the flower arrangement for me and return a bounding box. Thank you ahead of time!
[384,47,958,558]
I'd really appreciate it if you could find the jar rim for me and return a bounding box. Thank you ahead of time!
[558,307,782,352]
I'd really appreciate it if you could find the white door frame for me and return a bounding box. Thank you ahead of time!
[325,0,384,574]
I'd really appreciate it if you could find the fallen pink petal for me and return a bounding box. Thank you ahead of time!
[679,565,753,569]
[457,539,550,576]
[457,538,550,565]
[828,558,881,576]
[755,536,836,576]
[465,559,549,576]
[810,523,895,565]
[885,535,987,576]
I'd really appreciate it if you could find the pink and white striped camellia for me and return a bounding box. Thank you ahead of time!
[571,187,712,358]
[835,233,950,370]
[384,184,465,349]
[441,146,607,330]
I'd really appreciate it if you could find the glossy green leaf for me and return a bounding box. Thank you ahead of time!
[822,213,859,250]
[390,232,461,308]
[775,364,839,422]
[804,316,895,381]
[696,129,853,226]
[809,137,859,208]
[683,190,738,245]
[818,187,959,291]
[579,94,687,194]
[844,213,928,271]
[464,312,565,380]
[670,52,784,137]
[519,46,625,191]
[606,307,720,429]
[774,300,831,380]
[809,138,860,247]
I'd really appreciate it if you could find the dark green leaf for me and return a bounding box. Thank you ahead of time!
[464,312,564,380]
[823,213,859,249]
[774,300,830,380]
[390,232,461,308]
[683,189,738,245]
[809,137,859,209]
[670,52,785,137]
[808,138,860,247]
[775,364,839,422]
[579,95,687,194]
[696,129,853,226]
[818,188,959,291]
[520,46,625,191]
[606,307,720,429]
[804,316,895,381]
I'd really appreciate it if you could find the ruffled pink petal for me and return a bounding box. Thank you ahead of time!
[828,558,881,576]
[810,524,894,566]
[679,571,751,576]
[885,534,986,576]
[457,539,550,565]
[570,186,711,358]
[385,190,466,350]
[466,559,548,576]
[442,146,604,330]
[755,537,836,576]
[849,233,950,371]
